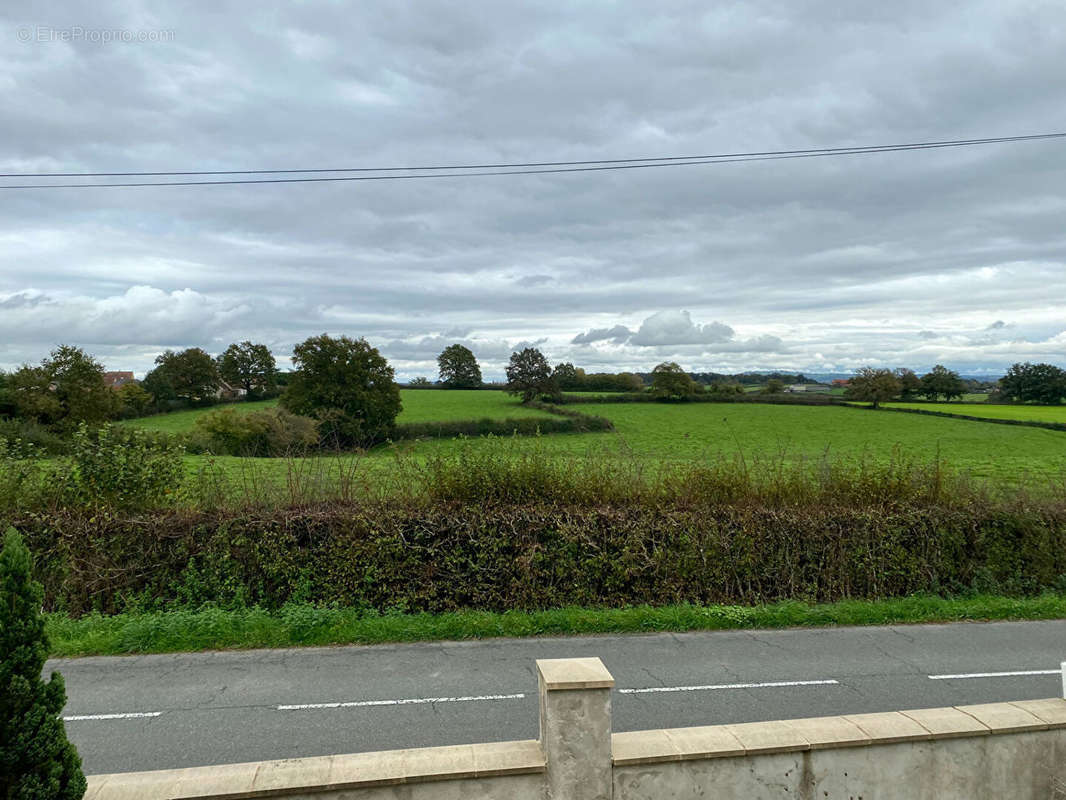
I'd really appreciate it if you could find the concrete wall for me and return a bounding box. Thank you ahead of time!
[87,658,1066,800]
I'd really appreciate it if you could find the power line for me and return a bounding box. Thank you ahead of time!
[1,132,1062,189]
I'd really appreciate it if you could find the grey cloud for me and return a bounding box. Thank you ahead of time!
[629,311,735,347]
[571,325,633,345]
[2,1,1066,376]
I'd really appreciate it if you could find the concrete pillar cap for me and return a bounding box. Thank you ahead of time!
[536,657,615,690]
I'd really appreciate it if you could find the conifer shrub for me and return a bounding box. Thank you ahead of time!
[0,527,86,799]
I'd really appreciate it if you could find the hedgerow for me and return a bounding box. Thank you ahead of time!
[13,496,1065,616]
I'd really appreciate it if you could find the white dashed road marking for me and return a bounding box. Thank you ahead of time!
[277,693,527,711]
[619,679,840,695]
[63,712,163,721]
[928,669,1060,680]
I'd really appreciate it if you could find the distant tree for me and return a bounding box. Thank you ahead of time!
[5,366,61,425]
[281,334,401,446]
[140,367,178,410]
[408,376,432,387]
[436,344,482,388]
[552,362,582,391]
[919,364,965,402]
[506,348,555,402]
[895,368,922,400]
[708,381,744,396]
[8,345,117,429]
[844,367,901,409]
[764,378,785,394]
[581,371,643,392]
[147,348,220,405]
[116,382,154,418]
[0,527,87,800]
[651,362,699,400]
[217,341,278,399]
[0,370,14,417]
[999,362,1066,404]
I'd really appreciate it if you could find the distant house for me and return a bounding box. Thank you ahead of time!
[103,371,136,390]
[213,380,247,401]
[785,383,833,394]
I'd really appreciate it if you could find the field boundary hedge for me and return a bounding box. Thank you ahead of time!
[390,402,613,440]
[556,392,843,406]
[14,500,1065,616]
[858,404,1066,433]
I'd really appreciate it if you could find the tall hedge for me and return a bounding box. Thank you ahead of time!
[14,503,1065,616]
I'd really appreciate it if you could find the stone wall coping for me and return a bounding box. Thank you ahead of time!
[536,656,615,690]
[610,698,1066,767]
[85,739,544,800]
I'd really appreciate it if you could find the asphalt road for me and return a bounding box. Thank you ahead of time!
[48,620,1066,775]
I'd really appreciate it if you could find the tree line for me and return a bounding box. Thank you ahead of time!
[0,341,281,431]
[3,337,1064,447]
[843,362,1066,408]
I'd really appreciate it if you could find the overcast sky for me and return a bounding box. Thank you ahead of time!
[2,1,1065,380]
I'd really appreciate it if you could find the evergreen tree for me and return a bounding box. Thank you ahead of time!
[0,528,86,800]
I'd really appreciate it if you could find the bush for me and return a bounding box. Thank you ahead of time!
[0,417,70,455]
[61,424,185,510]
[193,407,319,456]
[0,528,86,799]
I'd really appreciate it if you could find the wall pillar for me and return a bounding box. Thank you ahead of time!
[537,657,615,800]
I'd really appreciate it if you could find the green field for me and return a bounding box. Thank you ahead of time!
[121,390,554,433]
[885,402,1066,424]
[400,401,1065,480]
[171,395,1066,489]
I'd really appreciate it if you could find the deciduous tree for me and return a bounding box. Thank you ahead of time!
[919,364,965,402]
[436,344,482,388]
[651,362,699,399]
[217,341,278,398]
[895,368,922,400]
[281,334,401,445]
[8,345,117,429]
[844,367,901,409]
[146,348,220,405]
[999,362,1066,404]
[506,348,555,402]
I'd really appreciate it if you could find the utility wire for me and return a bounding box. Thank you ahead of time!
[1,132,1062,189]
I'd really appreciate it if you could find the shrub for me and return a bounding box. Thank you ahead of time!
[193,407,319,456]
[0,417,70,455]
[0,528,86,799]
[61,424,185,510]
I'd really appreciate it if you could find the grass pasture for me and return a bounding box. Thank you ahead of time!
[388,400,1066,482]
[885,402,1066,425]
[120,390,554,434]
[157,396,1066,496]
[117,398,279,433]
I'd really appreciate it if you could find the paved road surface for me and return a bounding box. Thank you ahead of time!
[48,620,1066,774]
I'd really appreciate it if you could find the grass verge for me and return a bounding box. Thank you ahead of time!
[45,594,1066,658]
